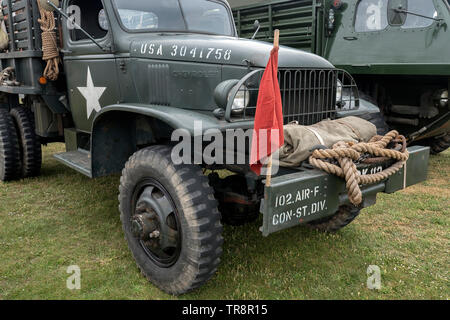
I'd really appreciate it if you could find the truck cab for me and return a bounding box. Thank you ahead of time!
[50,0,350,178]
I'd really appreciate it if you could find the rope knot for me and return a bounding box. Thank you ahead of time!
[309,130,409,206]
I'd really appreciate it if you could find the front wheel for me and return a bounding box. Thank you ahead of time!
[307,205,361,233]
[119,145,223,295]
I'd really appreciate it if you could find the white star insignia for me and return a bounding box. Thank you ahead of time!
[77,67,107,119]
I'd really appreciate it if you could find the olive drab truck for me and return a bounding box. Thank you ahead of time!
[231,0,450,154]
[0,0,430,295]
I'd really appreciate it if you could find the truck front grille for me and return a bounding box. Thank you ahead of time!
[226,68,359,125]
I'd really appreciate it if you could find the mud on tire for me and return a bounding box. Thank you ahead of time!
[119,145,223,295]
[10,107,42,178]
[307,205,361,233]
[0,108,20,181]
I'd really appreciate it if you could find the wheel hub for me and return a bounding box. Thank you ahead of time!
[131,210,157,240]
[131,181,181,268]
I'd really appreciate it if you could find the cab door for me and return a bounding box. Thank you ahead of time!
[62,0,120,133]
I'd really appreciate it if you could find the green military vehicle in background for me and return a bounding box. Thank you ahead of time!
[231,0,450,153]
[0,0,429,294]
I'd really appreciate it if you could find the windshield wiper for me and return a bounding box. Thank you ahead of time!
[394,8,444,23]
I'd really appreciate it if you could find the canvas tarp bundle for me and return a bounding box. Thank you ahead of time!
[278,116,377,168]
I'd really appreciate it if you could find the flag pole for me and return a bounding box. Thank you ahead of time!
[265,29,280,188]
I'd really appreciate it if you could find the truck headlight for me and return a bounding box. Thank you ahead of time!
[214,80,250,115]
[228,85,250,114]
[336,79,343,103]
[434,89,448,108]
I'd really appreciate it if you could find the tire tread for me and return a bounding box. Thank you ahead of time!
[0,109,20,181]
[10,107,42,178]
[119,145,223,295]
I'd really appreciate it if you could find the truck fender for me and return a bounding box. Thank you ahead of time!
[90,104,225,177]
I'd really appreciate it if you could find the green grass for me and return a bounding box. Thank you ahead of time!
[0,144,448,300]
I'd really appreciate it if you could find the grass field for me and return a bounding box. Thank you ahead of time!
[0,144,448,300]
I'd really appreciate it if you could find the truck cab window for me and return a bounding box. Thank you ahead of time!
[113,0,234,36]
[69,0,108,41]
[401,0,438,29]
[179,0,233,36]
[355,0,389,32]
[116,9,159,30]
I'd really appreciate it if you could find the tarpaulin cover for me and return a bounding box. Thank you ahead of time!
[278,116,377,167]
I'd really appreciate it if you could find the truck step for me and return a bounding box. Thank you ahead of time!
[53,150,92,178]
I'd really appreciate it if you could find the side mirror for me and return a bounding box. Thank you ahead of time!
[38,0,60,12]
[251,20,261,40]
[253,20,260,31]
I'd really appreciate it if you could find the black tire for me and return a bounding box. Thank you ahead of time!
[426,134,450,155]
[10,107,42,178]
[119,145,223,295]
[307,205,361,233]
[0,108,20,182]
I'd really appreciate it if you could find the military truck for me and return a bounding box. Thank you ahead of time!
[0,0,429,295]
[231,0,450,153]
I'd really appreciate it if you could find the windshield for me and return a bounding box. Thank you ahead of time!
[113,0,234,36]
[402,0,438,29]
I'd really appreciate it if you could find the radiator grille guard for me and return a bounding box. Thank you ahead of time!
[225,69,359,125]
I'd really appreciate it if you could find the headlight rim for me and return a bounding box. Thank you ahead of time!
[228,84,250,115]
[213,79,240,110]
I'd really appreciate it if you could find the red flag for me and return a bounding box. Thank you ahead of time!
[250,47,285,176]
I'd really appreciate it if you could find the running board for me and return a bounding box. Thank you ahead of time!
[53,149,92,178]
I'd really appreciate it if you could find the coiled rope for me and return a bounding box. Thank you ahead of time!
[37,0,59,81]
[309,131,409,206]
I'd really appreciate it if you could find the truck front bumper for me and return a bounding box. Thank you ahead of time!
[260,146,430,236]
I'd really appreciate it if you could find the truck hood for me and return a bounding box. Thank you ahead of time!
[130,34,334,69]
